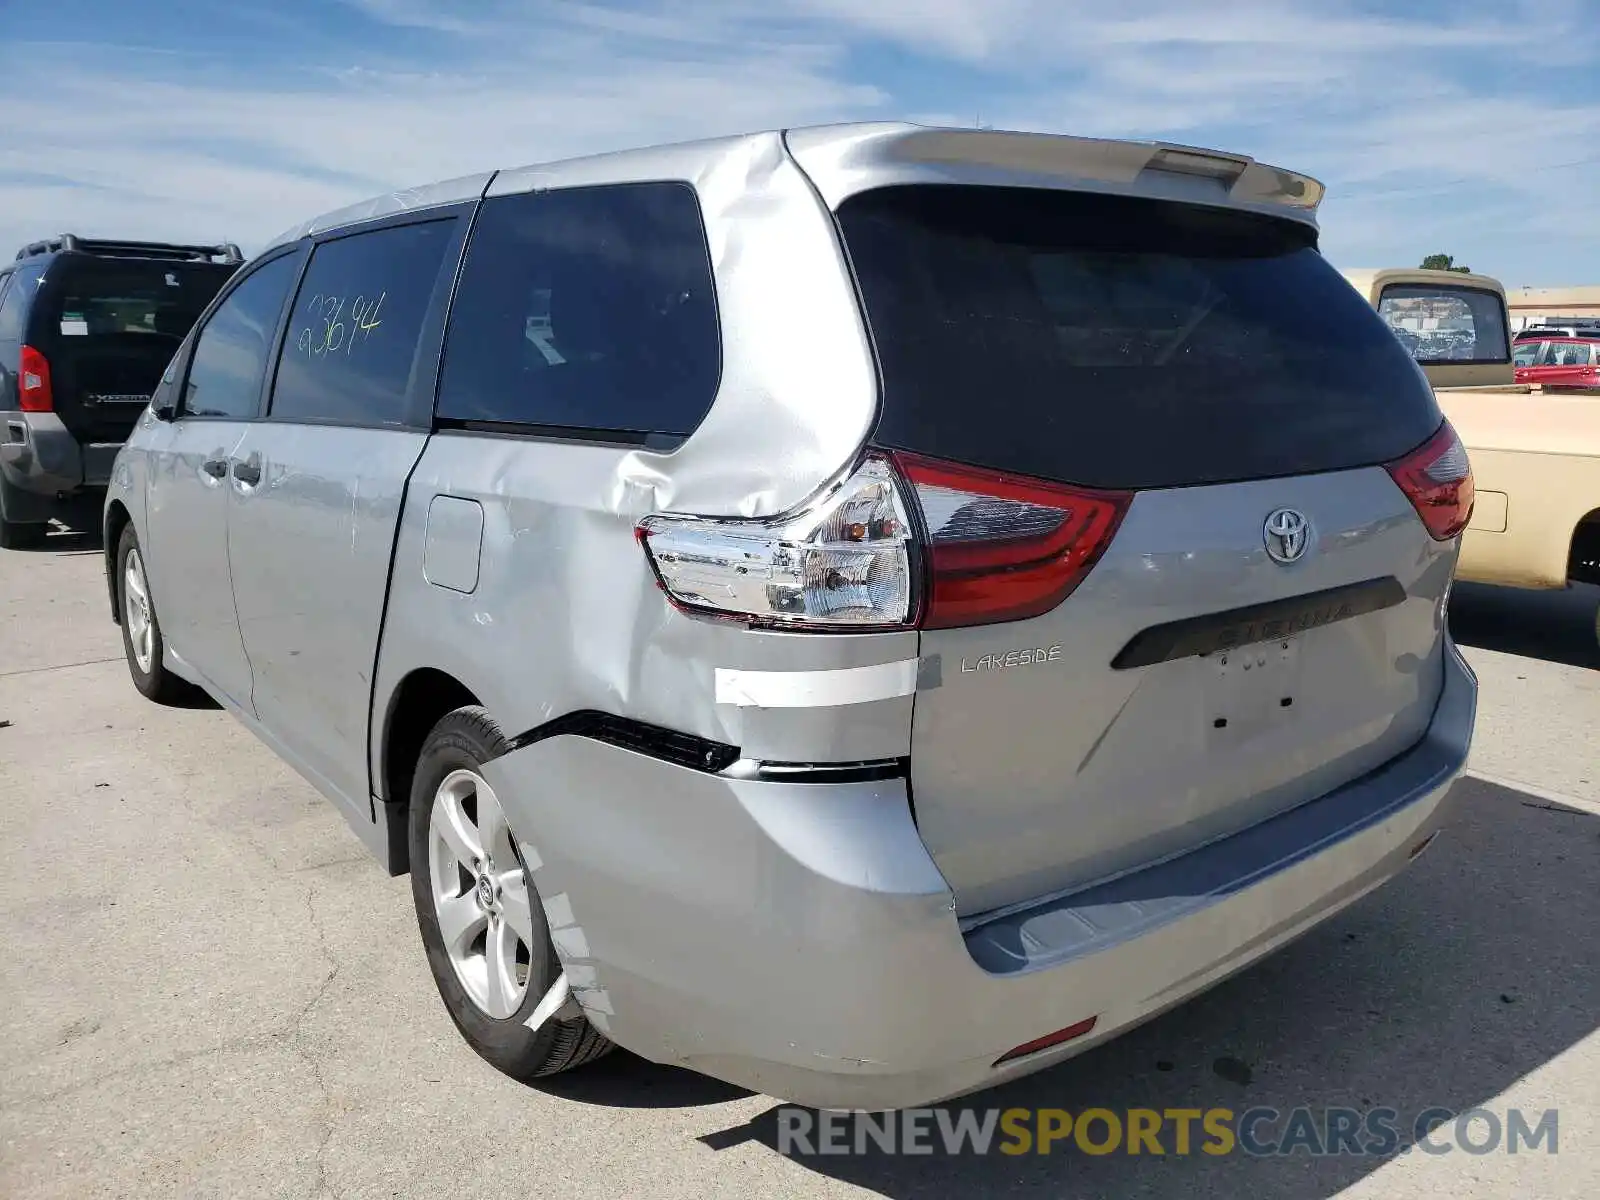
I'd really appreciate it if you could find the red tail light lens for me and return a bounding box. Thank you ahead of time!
[1385,421,1474,541]
[18,345,52,412]
[892,452,1132,629]
[637,453,1130,631]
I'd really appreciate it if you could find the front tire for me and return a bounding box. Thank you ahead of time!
[408,706,612,1081]
[116,524,196,704]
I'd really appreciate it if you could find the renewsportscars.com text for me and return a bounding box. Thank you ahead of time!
[777,1106,1559,1158]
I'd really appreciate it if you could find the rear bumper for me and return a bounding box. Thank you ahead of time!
[0,410,119,498]
[482,642,1476,1111]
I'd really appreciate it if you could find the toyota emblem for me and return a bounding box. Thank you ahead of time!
[1263,508,1311,564]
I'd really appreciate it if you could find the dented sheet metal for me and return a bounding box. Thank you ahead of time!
[367,131,911,787]
[475,717,1463,1110]
[492,130,881,521]
[358,123,1339,797]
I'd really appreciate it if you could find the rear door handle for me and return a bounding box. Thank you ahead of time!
[201,458,228,480]
[231,456,262,487]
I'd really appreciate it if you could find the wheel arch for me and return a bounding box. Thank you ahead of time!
[377,666,485,873]
[104,499,133,623]
[1569,507,1600,586]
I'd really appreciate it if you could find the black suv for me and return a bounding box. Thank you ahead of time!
[0,234,241,547]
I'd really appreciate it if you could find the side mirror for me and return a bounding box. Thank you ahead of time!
[151,400,177,422]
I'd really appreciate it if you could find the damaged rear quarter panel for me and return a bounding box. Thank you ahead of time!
[369,130,917,792]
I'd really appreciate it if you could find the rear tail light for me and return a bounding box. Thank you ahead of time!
[18,345,52,412]
[637,451,1130,630]
[637,455,916,629]
[892,452,1131,629]
[1385,421,1474,541]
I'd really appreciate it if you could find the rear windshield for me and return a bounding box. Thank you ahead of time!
[1376,284,1509,365]
[839,185,1443,491]
[33,260,235,346]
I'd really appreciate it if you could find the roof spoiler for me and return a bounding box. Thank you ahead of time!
[784,124,1327,223]
[14,234,244,264]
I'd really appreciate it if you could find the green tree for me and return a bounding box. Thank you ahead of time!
[1419,253,1471,274]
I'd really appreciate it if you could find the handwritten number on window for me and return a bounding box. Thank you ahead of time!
[295,291,386,359]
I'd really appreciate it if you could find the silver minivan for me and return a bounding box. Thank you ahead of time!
[105,123,1478,1111]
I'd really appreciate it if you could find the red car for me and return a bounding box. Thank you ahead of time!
[1513,335,1600,389]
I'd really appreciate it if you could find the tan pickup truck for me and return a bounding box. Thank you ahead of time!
[1345,267,1600,645]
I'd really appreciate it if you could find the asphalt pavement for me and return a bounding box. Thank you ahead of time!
[2,529,1596,1199]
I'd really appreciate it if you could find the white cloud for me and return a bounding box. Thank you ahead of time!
[0,20,882,255]
[0,0,1594,282]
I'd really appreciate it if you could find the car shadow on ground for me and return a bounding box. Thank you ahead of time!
[8,521,105,556]
[537,1052,752,1109]
[1449,581,1600,670]
[632,775,1595,1198]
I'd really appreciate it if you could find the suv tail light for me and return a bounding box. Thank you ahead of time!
[18,345,52,412]
[637,452,1131,630]
[1385,421,1474,541]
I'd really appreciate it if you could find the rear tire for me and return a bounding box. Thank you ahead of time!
[408,706,612,1081]
[116,524,198,705]
[0,477,50,549]
[0,515,47,549]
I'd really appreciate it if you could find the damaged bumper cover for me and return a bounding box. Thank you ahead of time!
[480,643,1475,1112]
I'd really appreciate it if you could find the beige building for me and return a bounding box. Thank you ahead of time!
[1505,286,1600,331]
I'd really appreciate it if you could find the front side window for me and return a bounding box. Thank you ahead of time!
[1376,284,1510,364]
[269,219,457,427]
[436,182,721,441]
[183,254,300,420]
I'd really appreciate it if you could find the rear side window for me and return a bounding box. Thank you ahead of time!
[183,254,300,420]
[437,182,720,441]
[0,270,34,342]
[840,185,1443,491]
[1545,340,1596,366]
[34,261,232,345]
[1376,284,1510,365]
[270,219,457,427]
[1513,342,1542,366]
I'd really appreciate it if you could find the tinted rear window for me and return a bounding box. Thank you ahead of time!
[35,260,234,345]
[840,185,1442,491]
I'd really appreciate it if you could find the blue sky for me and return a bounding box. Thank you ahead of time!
[1,0,1594,285]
